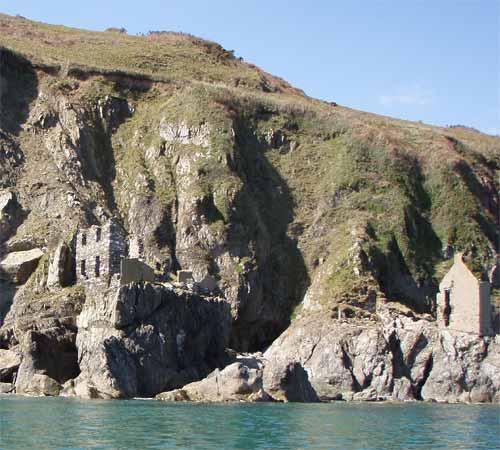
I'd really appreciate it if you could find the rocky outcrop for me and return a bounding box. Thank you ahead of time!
[158,298,500,404]
[261,303,499,403]
[0,283,84,347]
[0,282,85,395]
[15,327,79,396]
[0,249,44,284]
[65,282,231,399]
[0,348,20,382]
[156,353,269,402]
[159,120,211,147]
[47,241,75,290]
[0,190,22,241]
[262,359,319,402]
[420,331,499,403]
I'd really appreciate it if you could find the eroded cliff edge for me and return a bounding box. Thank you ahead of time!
[0,15,498,402]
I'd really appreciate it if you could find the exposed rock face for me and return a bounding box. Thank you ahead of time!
[159,120,211,148]
[262,303,499,403]
[0,284,84,349]
[0,281,16,327]
[0,282,85,395]
[156,354,268,402]
[0,249,44,284]
[262,360,319,402]
[47,241,75,290]
[15,328,79,396]
[151,116,308,352]
[0,132,24,189]
[420,332,499,403]
[0,190,22,241]
[67,282,231,399]
[0,348,20,382]
[0,16,498,403]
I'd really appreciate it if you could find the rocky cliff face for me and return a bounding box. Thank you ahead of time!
[64,282,231,399]
[262,303,499,403]
[0,14,498,402]
[155,303,499,403]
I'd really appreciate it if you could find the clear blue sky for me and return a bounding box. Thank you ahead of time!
[1,1,498,134]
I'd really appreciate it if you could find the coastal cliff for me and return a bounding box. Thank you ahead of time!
[0,14,498,402]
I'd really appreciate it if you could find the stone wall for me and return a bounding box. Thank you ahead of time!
[177,270,193,283]
[120,258,155,285]
[75,218,126,284]
[109,220,127,275]
[437,253,493,336]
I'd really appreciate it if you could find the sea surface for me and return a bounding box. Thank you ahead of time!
[0,395,498,450]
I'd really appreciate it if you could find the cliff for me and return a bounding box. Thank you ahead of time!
[0,14,498,402]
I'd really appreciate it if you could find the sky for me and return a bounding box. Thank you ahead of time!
[1,1,498,135]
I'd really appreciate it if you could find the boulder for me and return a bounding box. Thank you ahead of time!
[0,382,13,393]
[17,373,61,396]
[47,241,74,289]
[0,190,21,241]
[156,354,265,402]
[262,359,319,402]
[15,328,79,396]
[155,388,190,402]
[0,348,21,382]
[0,249,44,284]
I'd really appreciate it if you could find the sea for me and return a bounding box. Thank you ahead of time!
[0,395,498,450]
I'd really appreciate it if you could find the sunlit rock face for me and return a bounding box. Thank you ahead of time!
[0,15,498,403]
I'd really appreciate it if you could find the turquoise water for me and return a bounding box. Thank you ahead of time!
[0,395,498,450]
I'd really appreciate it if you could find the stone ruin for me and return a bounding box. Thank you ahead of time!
[177,270,193,283]
[436,253,494,336]
[75,218,153,286]
[74,219,216,291]
[75,218,126,283]
[121,258,155,285]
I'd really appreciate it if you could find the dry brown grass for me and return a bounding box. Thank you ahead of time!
[0,13,301,96]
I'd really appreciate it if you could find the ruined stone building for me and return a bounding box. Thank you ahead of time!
[74,221,220,292]
[436,253,493,336]
[75,218,127,283]
[75,218,155,286]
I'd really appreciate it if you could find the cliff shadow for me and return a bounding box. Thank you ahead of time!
[368,158,444,313]
[78,97,131,214]
[454,160,499,252]
[368,235,438,313]
[226,116,310,351]
[0,281,16,334]
[72,75,153,217]
[0,48,39,135]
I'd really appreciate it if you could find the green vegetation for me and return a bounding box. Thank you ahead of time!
[1,13,498,316]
